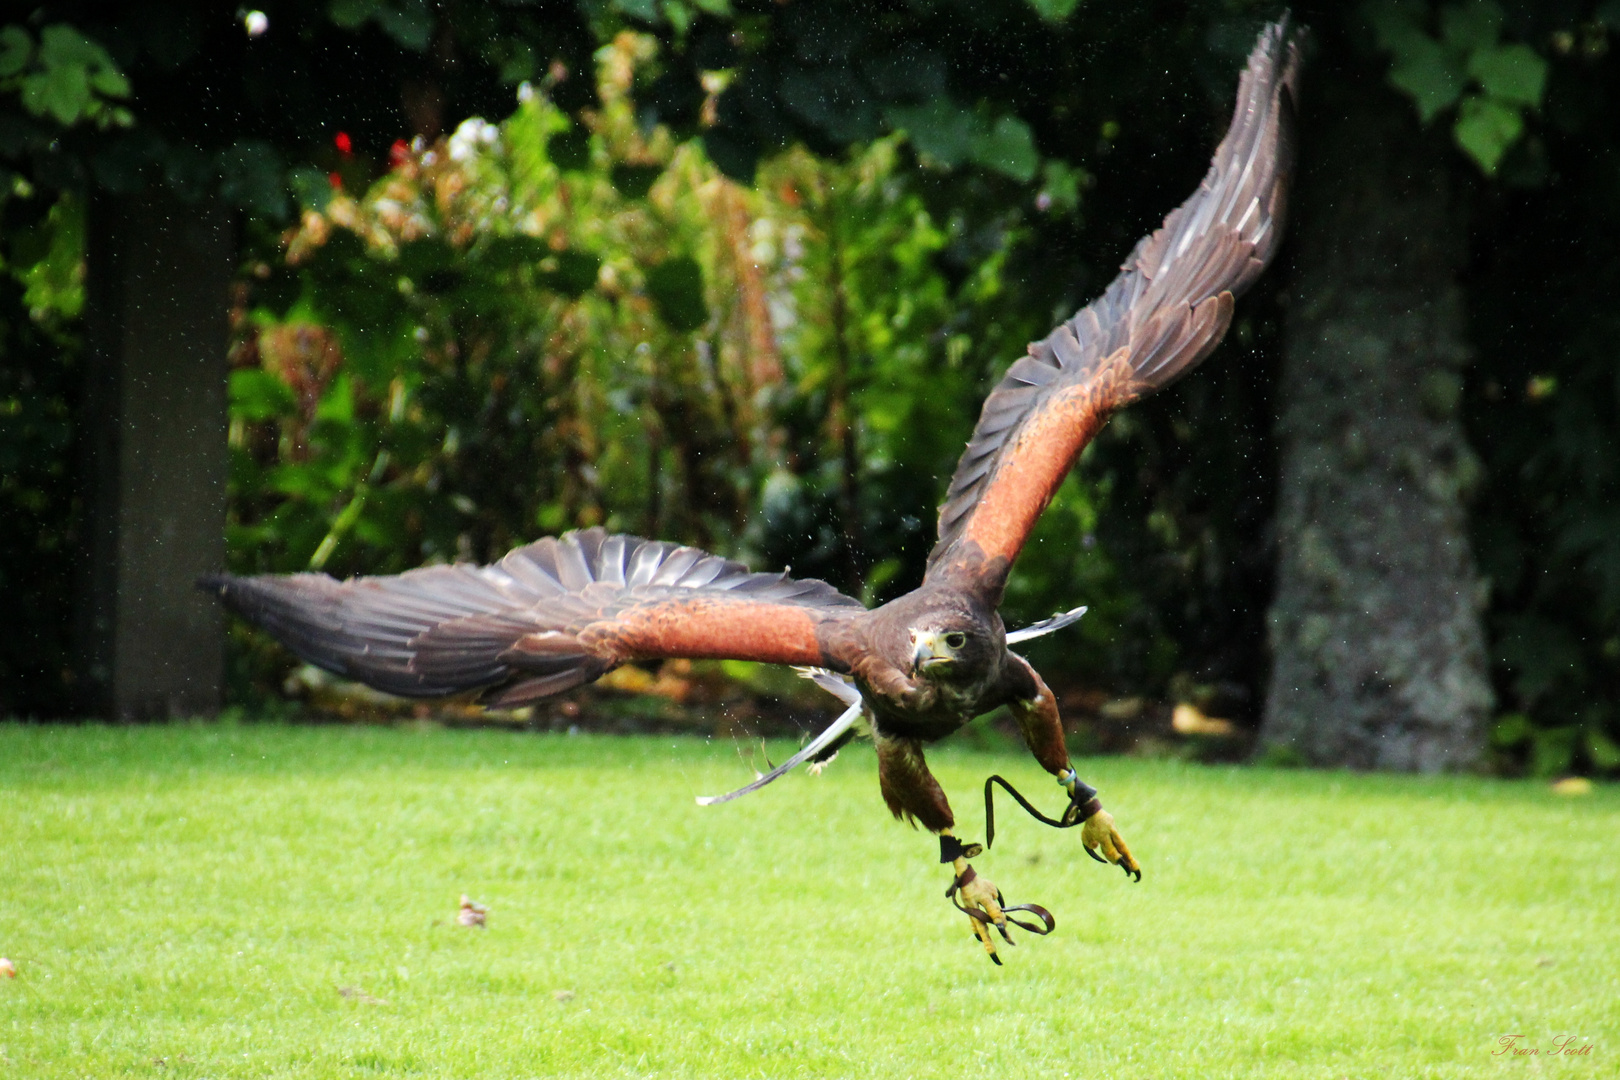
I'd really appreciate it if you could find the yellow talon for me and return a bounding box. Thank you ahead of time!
[952,862,1006,964]
[942,830,1056,965]
[1081,808,1141,880]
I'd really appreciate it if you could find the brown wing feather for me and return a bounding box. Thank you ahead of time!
[928,20,1300,595]
[200,528,864,706]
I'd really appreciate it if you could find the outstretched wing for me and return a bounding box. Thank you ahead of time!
[928,20,1301,596]
[202,528,865,707]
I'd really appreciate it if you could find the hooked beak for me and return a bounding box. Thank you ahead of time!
[911,630,952,675]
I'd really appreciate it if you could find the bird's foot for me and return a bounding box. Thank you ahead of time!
[1079,807,1141,881]
[945,863,1055,965]
[940,833,1053,965]
[1059,770,1141,881]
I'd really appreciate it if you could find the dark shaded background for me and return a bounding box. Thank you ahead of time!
[3,0,1616,777]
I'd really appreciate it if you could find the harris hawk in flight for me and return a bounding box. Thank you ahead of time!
[205,22,1300,964]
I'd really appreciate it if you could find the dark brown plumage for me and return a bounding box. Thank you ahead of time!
[204,22,1301,963]
[931,21,1299,598]
[204,531,862,706]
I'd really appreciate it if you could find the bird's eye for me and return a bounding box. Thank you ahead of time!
[944,632,967,650]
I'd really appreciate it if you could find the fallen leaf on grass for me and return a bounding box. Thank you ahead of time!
[0,958,15,978]
[338,985,388,1005]
[458,894,488,927]
[1551,776,1593,796]
[554,989,576,1002]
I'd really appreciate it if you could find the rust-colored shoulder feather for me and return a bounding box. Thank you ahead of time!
[201,528,865,706]
[928,20,1301,596]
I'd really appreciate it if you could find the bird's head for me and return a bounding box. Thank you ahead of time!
[909,616,995,683]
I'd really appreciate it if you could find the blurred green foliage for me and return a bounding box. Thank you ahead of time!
[205,15,1274,712]
[0,22,131,130]
[1463,3,1620,775]
[220,36,1132,697]
[0,180,84,717]
[1367,0,1550,174]
[1401,1,1620,778]
[2,2,1617,778]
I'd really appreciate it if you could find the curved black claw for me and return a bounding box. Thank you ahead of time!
[1079,807,1142,880]
[947,866,1054,964]
[1084,835,1141,879]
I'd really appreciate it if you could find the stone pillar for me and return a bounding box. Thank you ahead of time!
[76,190,234,720]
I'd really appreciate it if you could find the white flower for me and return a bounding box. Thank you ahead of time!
[448,118,500,163]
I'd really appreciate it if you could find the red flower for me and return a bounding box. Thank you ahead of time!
[389,139,411,167]
[328,171,343,190]
[334,131,353,154]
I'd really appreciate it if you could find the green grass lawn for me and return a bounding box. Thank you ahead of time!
[1,723,1615,1078]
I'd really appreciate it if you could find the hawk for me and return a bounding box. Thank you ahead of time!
[205,22,1299,964]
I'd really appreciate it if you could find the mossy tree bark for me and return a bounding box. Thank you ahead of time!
[1260,65,1492,771]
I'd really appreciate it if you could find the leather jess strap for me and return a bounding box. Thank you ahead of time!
[981,773,1099,854]
[945,868,1056,939]
[938,833,984,864]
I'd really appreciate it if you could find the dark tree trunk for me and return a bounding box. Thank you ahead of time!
[1260,64,1492,771]
[75,190,234,720]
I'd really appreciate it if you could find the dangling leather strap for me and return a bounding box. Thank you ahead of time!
[982,773,1099,850]
[944,868,1056,938]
